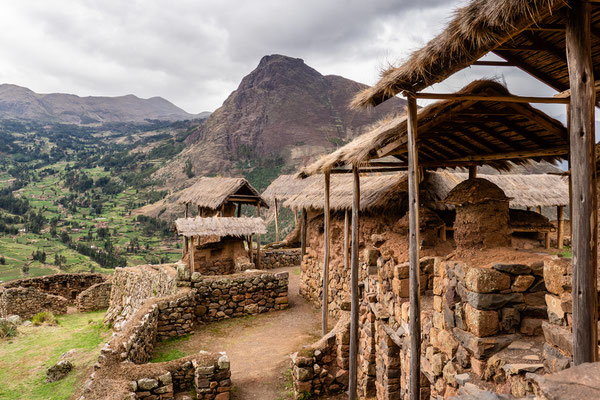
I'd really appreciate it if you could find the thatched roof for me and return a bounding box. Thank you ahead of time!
[352,0,580,108]
[302,81,568,176]
[176,177,268,209]
[509,209,555,231]
[262,174,317,204]
[173,217,267,237]
[426,171,569,209]
[283,173,407,212]
[444,178,510,205]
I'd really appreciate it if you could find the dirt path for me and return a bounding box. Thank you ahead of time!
[156,266,333,399]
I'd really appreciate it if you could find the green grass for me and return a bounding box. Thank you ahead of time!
[0,310,110,400]
[150,334,191,363]
[560,245,572,258]
[150,348,187,363]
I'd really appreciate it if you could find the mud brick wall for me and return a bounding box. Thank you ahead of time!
[290,313,351,398]
[261,248,301,269]
[191,271,289,323]
[104,264,178,330]
[0,273,106,300]
[0,286,68,319]
[76,281,112,312]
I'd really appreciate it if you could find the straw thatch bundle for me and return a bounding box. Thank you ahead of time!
[427,171,568,209]
[173,217,267,237]
[352,0,565,108]
[302,80,567,176]
[262,174,318,204]
[283,173,407,212]
[176,177,267,209]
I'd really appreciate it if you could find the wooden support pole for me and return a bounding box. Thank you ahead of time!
[185,203,189,218]
[274,198,280,242]
[536,205,542,214]
[545,232,551,249]
[348,165,360,400]
[237,203,242,218]
[249,234,253,262]
[322,171,331,336]
[198,205,201,216]
[190,236,195,273]
[220,204,225,217]
[407,95,421,400]
[294,209,298,225]
[256,203,261,269]
[300,208,307,260]
[440,224,447,242]
[566,0,598,365]
[468,165,477,179]
[557,206,565,250]
[183,237,188,257]
[344,209,350,270]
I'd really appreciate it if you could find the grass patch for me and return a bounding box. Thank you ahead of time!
[150,334,191,363]
[32,311,57,326]
[275,368,295,400]
[560,245,572,258]
[292,267,301,276]
[0,320,18,339]
[0,310,109,400]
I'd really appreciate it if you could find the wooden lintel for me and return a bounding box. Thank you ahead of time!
[412,92,570,104]
[439,146,569,163]
[472,60,515,66]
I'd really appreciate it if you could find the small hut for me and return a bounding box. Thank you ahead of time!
[444,178,511,249]
[173,216,267,275]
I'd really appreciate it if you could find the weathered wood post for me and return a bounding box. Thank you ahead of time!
[322,171,331,335]
[190,236,195,273]
[348,165,360,400]
[344,209,350,270]
[237,203,242,218]
[185,203,189,218]
[566,0,598,365]
[468,165,477,179]
[536,205,542,214]
[274,198,280,242]
[301,208,307,260]
[557,206,564,250]
[407,94,421,400]
[256,203,262,268]
[198,205,201,216]
[249,234,254,262]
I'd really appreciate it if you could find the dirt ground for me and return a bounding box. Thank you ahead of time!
[154,265,346,400]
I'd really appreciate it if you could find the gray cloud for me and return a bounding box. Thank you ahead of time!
[6,0,560,115]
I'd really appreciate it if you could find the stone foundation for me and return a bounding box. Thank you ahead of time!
[260,248,301,269]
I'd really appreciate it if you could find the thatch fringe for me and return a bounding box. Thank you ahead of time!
[173,217,267,237]
[351,0,565,108]
[262,174,317,204]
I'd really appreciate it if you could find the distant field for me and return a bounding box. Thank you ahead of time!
[0,310,110,400]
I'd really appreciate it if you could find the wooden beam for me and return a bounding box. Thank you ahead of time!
[566,0,598,365]
[344,209,350,270]
[274,198,280,242]
[256,203,261,269]
[322,171,331,336]
[348,165,360,400]
[412,92,569,104]
[528,23,566,32]
[472,60,515,66]
[407,95,421,400]
[557,205,565,249]
[438,146,569,163]
[300,208,307,260]
[497,44,554,52]
[493,50,568,93]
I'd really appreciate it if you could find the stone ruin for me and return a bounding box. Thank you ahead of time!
[0,273,111,319]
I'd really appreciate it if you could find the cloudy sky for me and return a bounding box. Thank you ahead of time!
[0,0,568,118]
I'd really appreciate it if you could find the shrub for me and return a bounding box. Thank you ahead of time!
[0,319,18,338]
[31,312,57,326]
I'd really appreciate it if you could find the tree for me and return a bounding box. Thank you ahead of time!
[184,159,195,178]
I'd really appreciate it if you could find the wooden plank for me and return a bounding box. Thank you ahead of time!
[566,0,598,365]
[274,198,280,242]
[322,172,331,336]
[438,146,569,163]
[348,165,360,400]
[413,92,570,104]
[344,209,349,270]
[301,208,307,260]
[256,203,262,269]
[407,95,421,400]
[557,206,565,249]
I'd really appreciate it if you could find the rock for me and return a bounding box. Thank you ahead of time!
[464,303,499,337]
[524,292,546,307]
[177,264,191,281]
[443,361,458,387]
[295,367,314,381]
[520,318,543,336]
[543,343,571,373]
[528,278,546,292]
[364,248,380,266]
[533,361,600,399]
[464,268,511,293]
[218,354,230,370]
[6,315,22,325]
[458,284,524,310]
[371,234,386,246]
[60,349,77,360]
[158,372,172,385]
[453,328,514,359]
[492,263,532,275]
[543,258,571,295]
[431,352,446,376]
[502,363,543,375]
[394,263,409,279]
[507,341,532,351]
[46,360,73,383]
[437,329,459,357]
[545,294,571,325]
[510,275,535,292]
[455,373,470,385]
[542,322,573,355]
[500,308,521,333]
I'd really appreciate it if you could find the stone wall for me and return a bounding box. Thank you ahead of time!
[0,287,68,319]
[260,248,301,269]
[76,281,112,312]
[290,313,351,398]
[0,273,106,300]
[189,271,289,322]
[104,264,178,330]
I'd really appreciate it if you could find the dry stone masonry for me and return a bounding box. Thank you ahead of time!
[260,248,301,269]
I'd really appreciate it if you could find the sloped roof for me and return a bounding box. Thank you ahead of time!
[262,174,317,204]
[176,177,268,209]
[173,216,267,237]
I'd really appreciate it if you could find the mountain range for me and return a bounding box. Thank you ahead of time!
[0,84,207,124]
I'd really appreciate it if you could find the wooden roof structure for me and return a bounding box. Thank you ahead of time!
[173,216,267,238]
[176,177,268,210]
[302,80,568,176]
[352,0,600,108]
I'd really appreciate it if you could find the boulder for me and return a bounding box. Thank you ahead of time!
[45,360,73,383]
[464,268,511,293]
[492,263,531,275]
[464,303,499,337]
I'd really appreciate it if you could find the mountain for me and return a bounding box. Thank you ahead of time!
[154,54,405,186]
[0,84,206,124]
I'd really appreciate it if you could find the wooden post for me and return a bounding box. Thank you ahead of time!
[183,237,188,257]
[185,203,189,218]
[566,0,598,365]
[407,94,421,400]
[527,206,532,212]
[294,209,298,225]
[198,205,201,216]
[249,234,254,262]
[220,204,225,217]
[440,223,447,242]
[274,198,280,242]
[468,165,477,179]
[536,205,542,214]
[344,209,350,270]
[322,171,331,335]
[348,165,360,400]
[557,206,565,249]
[237,203,242,218]
[545,232,551,249]
[190,236,195,273]
[256,203,261,268]
[301,208,307,260]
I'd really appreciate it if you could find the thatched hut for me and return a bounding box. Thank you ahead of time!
[173,217,266,275]
[444,178,511,249]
